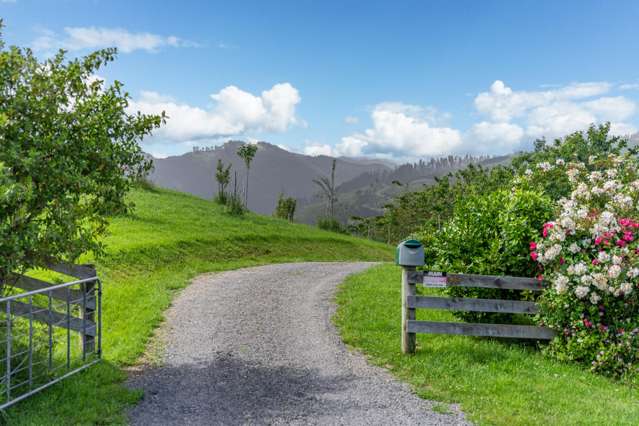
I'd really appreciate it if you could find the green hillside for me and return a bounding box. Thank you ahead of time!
[7,187,392,424]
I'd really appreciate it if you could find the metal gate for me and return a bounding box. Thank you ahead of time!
[0,263,101,410]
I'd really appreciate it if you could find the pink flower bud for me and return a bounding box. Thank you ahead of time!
[530,252,538,261]
[529,241,537,250]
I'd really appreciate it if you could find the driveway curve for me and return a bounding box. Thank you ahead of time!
[128,262,468,425]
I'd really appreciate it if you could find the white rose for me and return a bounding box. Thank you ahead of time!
[568,243,581,254]
[608,264,622,279]
[575,286,590,299]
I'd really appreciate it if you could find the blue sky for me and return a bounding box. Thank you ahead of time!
[2,0,639,160]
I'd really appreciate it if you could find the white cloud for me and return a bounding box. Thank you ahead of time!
[344,115,359,124]
[129,83,301,143]
[474,80,612,122]
[474,80,637,144]
[304,143,334,156]
[619,83,639,91]
[339,102,462,158]
[468,121,524,152]
[32,27,197,53]
[333,80,637,159]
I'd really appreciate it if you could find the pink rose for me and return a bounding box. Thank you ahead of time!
[530,252,538,261]
[529,241,537,250]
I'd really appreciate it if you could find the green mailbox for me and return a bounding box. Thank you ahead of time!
[395,239,425,267]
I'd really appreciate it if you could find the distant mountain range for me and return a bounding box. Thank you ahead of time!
[147,141,509,224]
[147,141,392,218]
[148,133,639,224]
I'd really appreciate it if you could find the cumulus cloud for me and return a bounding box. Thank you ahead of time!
[304,143,334,156]
[32,27,198,53]
[129,83,301,143]
[344,115,359,125]
[472,80,637,148]
[467,121,524,152]
[338,102,462,158]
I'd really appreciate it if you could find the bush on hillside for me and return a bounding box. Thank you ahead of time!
[0,24,163,287]
[531,152,639,378]
[420,188,554,322]
[274,193,296,222]
[318,217,345,233]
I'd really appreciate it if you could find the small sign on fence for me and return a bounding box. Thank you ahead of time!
[422,272,447,288]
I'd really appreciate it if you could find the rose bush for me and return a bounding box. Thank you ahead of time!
[530,153,639,378]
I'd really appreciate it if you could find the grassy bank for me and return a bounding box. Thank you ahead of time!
[6,187,391,424]
[334,264,639,425]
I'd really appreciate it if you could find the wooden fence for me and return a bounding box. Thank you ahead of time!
[400,267,555,354]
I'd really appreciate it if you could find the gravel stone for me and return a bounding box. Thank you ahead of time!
[128,262,469,425]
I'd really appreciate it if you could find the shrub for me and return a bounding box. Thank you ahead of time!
[0,26,163,287]
[318,217,344,233]
[224,193,245,216]
[421,189,554,322]
[531,152,639,378]
[274,193,296,221]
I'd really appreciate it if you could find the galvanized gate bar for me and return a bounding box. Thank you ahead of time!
[0,266,101,410]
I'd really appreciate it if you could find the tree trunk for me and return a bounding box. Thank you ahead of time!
[245,167,250,207]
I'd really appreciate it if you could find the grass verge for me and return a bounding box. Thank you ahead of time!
[334,263,639,425]
[5,188,391,424]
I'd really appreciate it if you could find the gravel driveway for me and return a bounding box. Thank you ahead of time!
[128,262,468,425]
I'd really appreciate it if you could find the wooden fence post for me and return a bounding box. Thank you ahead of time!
[80,265,97,356]
[401,265,416,354]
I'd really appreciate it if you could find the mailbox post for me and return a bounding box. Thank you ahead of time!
[396,239,425,354]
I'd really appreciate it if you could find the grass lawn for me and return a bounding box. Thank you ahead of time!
[334,263,639,426]
[5,187,391,425]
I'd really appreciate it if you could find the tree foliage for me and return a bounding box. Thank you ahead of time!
[274,193,296,222]
[236,143,258,207]
[0,24,164,285]
[313,159,338,218]
[214,159,231,204]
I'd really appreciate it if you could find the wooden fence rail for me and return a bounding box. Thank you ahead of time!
[400,267,555,354]
[4,262,99,353]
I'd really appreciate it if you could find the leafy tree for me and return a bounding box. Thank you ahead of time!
[214,159,231,204]
[313,159,338,218]
[0,23,164,289]
[274,193,296,221]
[236,143,258,207]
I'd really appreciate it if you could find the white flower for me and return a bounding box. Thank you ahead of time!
[598,251,610,263]
[567,168,580,182]
[588,155,597,164]
[581,274,594,285]
[556,159,565,166]
[560,217,576,232]
[524,168,533,176]
[589,292,601,304]
[537,162,553,171]
[592,273,607,290]
[551,229,566,242]
[554,275,569,294]
[606,169,617,178]
[573,262,588,275]
[626,267,639,278]
[608,264,622,279]
[620,282,633,295]
[589,171,603,182]
[568,243,581,254]
[612,255,623,265]
[575,286,590,299]
[598,211,617,229]
[543,244,562,261]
